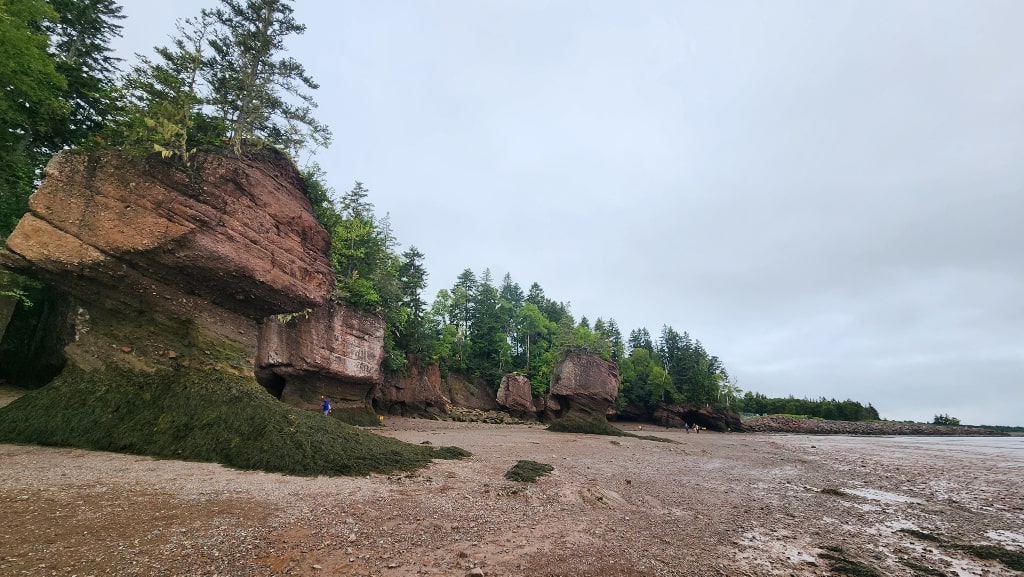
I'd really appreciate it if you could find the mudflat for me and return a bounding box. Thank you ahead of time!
[1,419,1021,576]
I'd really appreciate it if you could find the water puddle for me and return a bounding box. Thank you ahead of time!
[843,487,922,503]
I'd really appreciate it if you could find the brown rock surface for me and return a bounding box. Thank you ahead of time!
[257,302,385,409]
[549,351,619,422]
[376,361,447,417]
[2,421,1021,576]
[0,149,333,321]
[443,373,500,411]
[495,372,534,415]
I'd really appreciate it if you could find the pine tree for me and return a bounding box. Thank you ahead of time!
[44,0,125,144]
[203,0,330,156]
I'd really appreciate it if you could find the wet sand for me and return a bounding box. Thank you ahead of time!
[0,419,1022,576]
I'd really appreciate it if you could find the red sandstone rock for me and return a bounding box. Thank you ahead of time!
[496,372,535,415]
[376,361,447,417]
[256,302,385,409]
[0,149,333,320]
[549,352,619,421]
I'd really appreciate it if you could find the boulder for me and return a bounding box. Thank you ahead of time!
[0,149,334,353]
[496,372,535,417]
[376,361,448,418]
[548,352,619,428]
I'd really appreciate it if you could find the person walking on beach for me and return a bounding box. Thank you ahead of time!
[321,396,332,416]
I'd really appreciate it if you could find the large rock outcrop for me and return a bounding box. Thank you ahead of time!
[496,372,536,419]
[257,302,385,409]
[376,361,447,417]
[548,352,619,430]
[0,150,374,381]
[443,373,500,411]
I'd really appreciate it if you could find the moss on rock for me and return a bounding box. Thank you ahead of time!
[0,364,468,476]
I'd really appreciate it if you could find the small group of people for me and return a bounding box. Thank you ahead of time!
[686,422,700,433]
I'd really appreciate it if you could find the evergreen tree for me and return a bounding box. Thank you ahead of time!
[202,0,330,156]
[0,0,65,238]
[605,318,624,363]
[44,0,125,144]
[121,14,215,163]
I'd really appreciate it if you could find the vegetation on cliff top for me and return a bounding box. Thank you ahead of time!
[0,364,469,476]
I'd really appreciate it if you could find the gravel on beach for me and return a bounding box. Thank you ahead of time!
[1,418,1022,577]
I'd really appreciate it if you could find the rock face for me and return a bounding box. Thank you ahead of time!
[0,150,388,406]
[256,302,385,409]
[652,404,743,432]
[443,373,500,411]
[496,372,535,418]
[375,361,447,417]
[548,352,619,423]
[0,150,335,356]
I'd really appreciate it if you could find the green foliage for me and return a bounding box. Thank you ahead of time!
[0,364,469,476]
[119,15,214,164]
[932,413,961,426]
[203,0,331,157]
[736,392,880,422]
[0,0,66,240]
[504,460,554,482]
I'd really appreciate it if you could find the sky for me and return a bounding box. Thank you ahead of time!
[110,1,1024,426]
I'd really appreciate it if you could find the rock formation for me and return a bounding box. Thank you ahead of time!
[0,149,385,397]
[652,404,743,432]
[375,361,448,418]
[257,302,385,409]
[547,352,619,430]
[496,372,536,419]
[443,373,500,411]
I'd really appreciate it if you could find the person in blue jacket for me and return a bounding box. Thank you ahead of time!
[321,396,332,416]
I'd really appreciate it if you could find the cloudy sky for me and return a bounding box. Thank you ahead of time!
[111,1,1023,426]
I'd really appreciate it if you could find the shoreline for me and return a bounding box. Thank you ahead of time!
[1,418,1021,576]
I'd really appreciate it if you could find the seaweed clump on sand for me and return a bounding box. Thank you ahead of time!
[818,545,885,577]
[0,364,469,476]
[505,460,554,483]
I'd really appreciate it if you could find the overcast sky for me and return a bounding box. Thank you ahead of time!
[111,1,1024,426]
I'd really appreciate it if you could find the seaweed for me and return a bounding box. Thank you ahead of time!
[818,545,885,577]
[0,364,469,477]
[505,460,554,483]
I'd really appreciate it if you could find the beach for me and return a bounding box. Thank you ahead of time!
[1,419,1021,576]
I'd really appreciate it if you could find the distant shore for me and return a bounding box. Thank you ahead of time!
[742,414,1008,436]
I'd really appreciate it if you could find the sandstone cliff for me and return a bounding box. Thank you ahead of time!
[0,149,383,403]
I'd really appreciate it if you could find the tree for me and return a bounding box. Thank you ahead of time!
[933,413,961,426]
[121,14,215,164]
[44,0,125,145]
[0,0,67,238]
[203,0,330,156]
[395,245,430,358]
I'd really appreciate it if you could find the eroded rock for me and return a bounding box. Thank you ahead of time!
[257,302,385,410]
[548,352,619,426]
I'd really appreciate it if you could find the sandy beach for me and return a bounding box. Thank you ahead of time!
[1,418,1022,576]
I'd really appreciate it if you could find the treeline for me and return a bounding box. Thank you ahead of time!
[3,0,859,420]
[736,392,879,422]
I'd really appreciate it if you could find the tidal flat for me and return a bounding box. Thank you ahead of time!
[1,420,1021,576]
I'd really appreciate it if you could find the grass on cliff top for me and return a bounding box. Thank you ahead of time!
[0,365,469,476]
